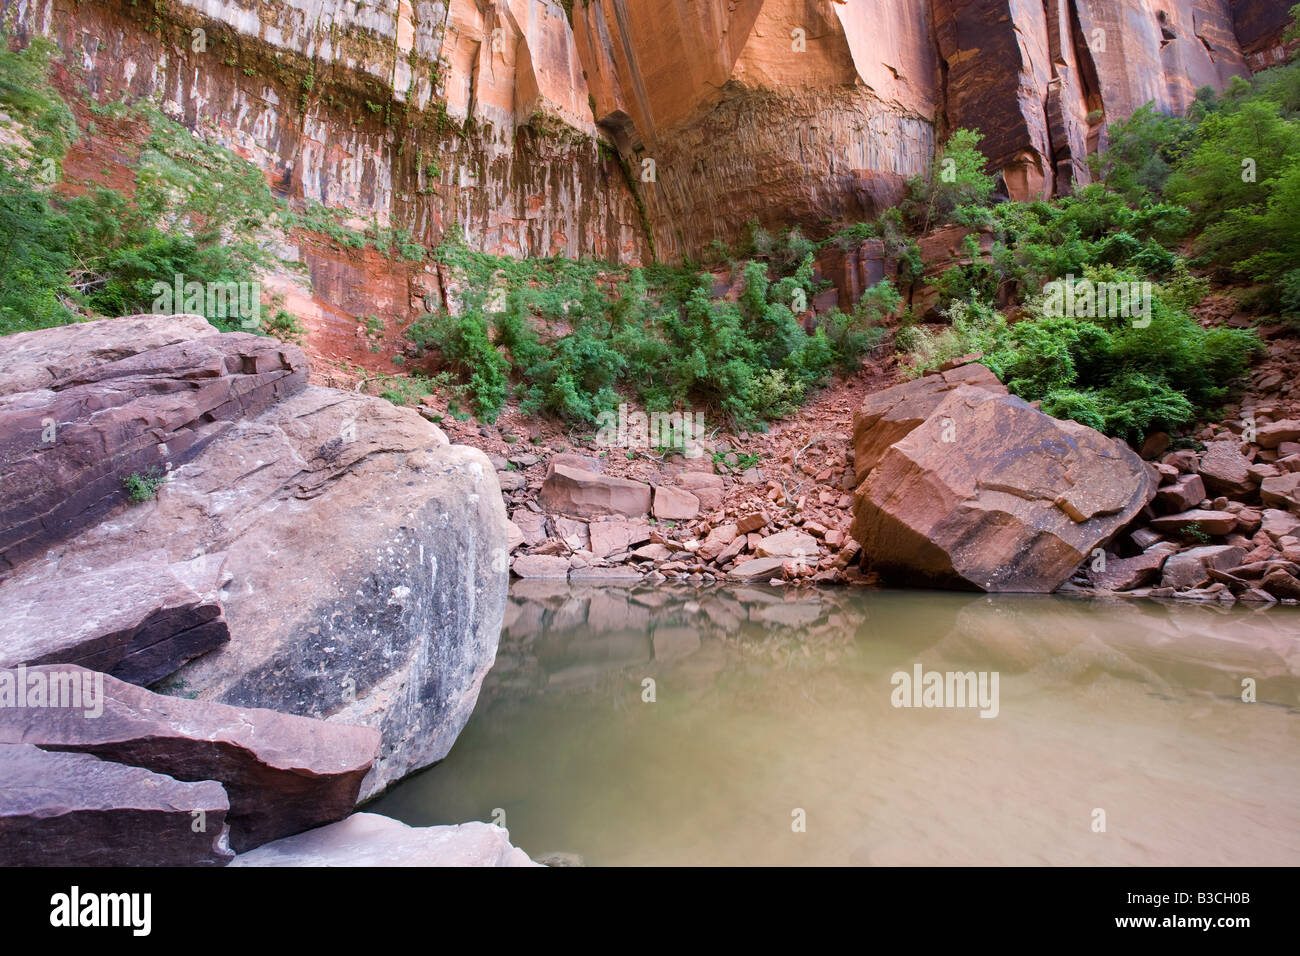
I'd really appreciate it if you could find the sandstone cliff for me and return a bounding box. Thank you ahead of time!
[13,0,1289,277]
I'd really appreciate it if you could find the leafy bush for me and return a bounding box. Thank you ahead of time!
[0,40,288,336]
[818,279,900,370]
[123,469,166,504]
[406,309,511,421]
[408,233,845,430]
[902,129,997,232]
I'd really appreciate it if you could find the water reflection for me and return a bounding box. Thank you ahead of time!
[373,584,1300,866]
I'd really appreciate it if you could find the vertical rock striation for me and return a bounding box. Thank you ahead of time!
[11,0,1288,258]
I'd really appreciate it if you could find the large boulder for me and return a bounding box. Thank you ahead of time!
[0,317,510,799]
[1198,440,1255,497]
[0,317,308,571]
[849,369,1157,592]
[0,665,380,852]
[229,813,539,867]
[0,743,234,866]
[1261,472,1300,512]
[0,553,229,685]
[1160,545,1247,591]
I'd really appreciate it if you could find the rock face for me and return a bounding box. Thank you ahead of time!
[0,743,234,867]
[0,316,510,800]
[12,0,1279,271]
[849,365,1157,591]
[575,0,937,258]
[935,0,1256,199]
[230,813,539,867]
[0,555,229,686]
[0,666,380,852]
[0,317,307,571]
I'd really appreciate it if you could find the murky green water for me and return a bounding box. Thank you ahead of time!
[373,583,1300,866]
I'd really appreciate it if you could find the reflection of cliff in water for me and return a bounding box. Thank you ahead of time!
[486,582,1300,714]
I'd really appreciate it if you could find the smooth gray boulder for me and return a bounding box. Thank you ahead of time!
[15,385,508,798]
[1,317,510,799]
[230,813,539,867]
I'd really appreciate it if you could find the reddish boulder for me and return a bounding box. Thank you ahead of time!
[652,485,701,521]
[1086,549,1170,592]
[1261,568,1300,600]
[755,529,819,561]
[1149,509,1239,537]
[698,523,739,561]
[852,362,1004,486]
[1162,449,1199,473]
[510,555,571,579]
[1161,546,1247,591]
[1256,420,1300,450]
[1154,474,1207,514]
[588,518,651,558]
[727,557,788,583]
[0,665,380,852]
[675,473,725,511]
[1198,441,1255,497]
[0,743,233,866]
[539,465,652,518]
[849,374,1156,592]
[1260,473,1300,512]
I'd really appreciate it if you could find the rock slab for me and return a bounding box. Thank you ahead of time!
[230,812,539,867]
[0,743,233,866]
[0,665,380,852]
[0,554,229,686]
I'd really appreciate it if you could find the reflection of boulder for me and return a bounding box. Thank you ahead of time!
[587,590,651,632]
[933,595,1300,705]
[537,630,653,688]
[652,627,701,662]
[494,582,885,700]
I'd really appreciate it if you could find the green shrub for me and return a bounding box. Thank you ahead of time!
[902,129,997,232]
[819,280,900,370]
[406,309,510,421]
[123,469,166,504]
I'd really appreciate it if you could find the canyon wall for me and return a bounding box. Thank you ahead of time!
[12,0,649,260]
[9,0,1293,272]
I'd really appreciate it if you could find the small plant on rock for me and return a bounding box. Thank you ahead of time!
[123,468,165,504]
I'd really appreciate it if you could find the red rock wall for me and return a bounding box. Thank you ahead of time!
[926,0,1254,199]
[16,0,650,263]
[14,0,1291,266]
